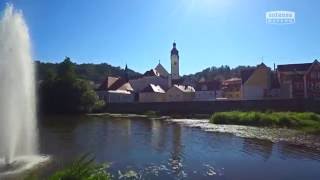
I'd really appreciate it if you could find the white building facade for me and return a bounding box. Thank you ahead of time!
[166,85,195,102]
[139,84,166,102]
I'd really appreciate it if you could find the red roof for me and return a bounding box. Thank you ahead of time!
[277,63,312,72]
[143,69,160,77]
[223,78,241,85]
[108,78,128,90]
[98,76,119,90]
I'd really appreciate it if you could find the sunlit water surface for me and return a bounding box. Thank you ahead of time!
[37,115,320,179]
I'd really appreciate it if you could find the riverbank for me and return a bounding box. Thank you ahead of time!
[103,99,320,115]
[210,111,320,133]
[88,111,211,119]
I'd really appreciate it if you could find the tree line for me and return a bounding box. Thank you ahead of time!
[38,57,106,113]
[36,60,141,84]
[182,65,254,83]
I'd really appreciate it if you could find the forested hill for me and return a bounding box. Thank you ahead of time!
[182,65,254,82]
[35,61,142,83]
[36,60,254,84]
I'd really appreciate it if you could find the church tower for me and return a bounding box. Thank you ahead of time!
[170,41,179,80]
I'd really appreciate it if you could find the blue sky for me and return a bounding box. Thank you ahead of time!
[2,0,320,74]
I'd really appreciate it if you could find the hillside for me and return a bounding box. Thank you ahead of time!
[36,60,254,85]
[35,61,141,83]
[182,65,254,83]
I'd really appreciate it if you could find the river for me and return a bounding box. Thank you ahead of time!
[37,115,320,179]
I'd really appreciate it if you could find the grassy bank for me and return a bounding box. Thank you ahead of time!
[210,111,320,133]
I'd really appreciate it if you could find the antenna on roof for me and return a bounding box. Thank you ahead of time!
[159,59,160,64]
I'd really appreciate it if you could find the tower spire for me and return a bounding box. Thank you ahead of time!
[124,64,128,81]
[170,41,180,81]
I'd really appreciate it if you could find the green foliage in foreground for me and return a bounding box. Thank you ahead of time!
[210,111,320,132]
[49,154,112,180]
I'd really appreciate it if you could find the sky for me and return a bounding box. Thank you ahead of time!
[2,0,320,75]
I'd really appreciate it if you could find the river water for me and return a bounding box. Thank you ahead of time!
[37,115,320,179]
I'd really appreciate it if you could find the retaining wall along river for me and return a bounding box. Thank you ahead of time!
[103,99,320,114]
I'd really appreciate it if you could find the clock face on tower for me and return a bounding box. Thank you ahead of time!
[173,61,177,66]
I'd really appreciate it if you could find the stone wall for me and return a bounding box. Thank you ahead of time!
[103,99,320,114]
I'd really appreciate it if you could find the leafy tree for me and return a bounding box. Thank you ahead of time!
[57,57,77,81]
[39,58,104,113]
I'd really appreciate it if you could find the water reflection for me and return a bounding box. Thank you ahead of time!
[242,138,274,161]
[39,115,80,160]
[151,119,167,152]
[169,125,186,178]
[37,116,320,180]
[277,142,320,161]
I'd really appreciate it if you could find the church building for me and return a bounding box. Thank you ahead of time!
[98,42,187,103]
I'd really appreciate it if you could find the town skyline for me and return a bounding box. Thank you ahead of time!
[5,0,320,75]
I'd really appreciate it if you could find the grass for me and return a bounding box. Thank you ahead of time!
[210,111,320,133]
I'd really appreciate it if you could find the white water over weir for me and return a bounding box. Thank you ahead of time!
[0,4,48,177]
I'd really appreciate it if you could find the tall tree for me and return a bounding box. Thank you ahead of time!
[39,58,104,113]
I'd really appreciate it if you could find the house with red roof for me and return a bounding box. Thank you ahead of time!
[129,68,169,93]
[277,60,320,98]
[96,65,135,103]
[194,77,222,101]
[96,75,135,103]
[221,78,242,99]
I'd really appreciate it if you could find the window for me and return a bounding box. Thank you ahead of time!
[309,83,312,89]
[295,82,303,89]
[310,82,315,89]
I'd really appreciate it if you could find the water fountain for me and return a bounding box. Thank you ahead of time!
[0,4,48,177]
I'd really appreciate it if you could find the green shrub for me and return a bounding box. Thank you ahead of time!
[210,111,320,132]
[49,154,112,180]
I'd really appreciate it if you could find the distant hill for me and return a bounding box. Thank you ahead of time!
[36,60,255,85]
[35,61,141,83]
[182,65,254,83]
